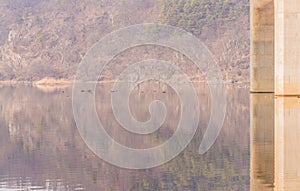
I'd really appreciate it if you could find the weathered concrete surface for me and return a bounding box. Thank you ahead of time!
[250,93,274,190]
[251,2,300,189]
[275,0,300,95]
[252,0,300,95]
[251,0,274,92]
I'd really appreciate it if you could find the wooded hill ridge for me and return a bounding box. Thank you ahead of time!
[0,0,249,83]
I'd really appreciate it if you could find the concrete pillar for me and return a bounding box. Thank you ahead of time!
[251,0,274,92]
[251,1,300,190]
[251,0,300,94]
[250,93,274,190]
[275,0,300,95]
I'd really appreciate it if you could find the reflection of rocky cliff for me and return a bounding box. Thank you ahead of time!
[0,84,249,190]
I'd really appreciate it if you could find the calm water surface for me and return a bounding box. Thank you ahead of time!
[0,83,250,190]
[251,94,300,191]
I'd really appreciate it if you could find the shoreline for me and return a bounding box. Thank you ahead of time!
[0,79,250,87]
[0,79,250,93]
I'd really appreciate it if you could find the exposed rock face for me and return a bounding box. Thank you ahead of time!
[0,0,249,83]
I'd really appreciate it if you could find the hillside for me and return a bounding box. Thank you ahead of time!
[0,0,249,83]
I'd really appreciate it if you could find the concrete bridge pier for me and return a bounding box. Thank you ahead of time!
[251,0,300,190]
[251,0,300,95]
[251,0,274,93]
[274,0,300,95]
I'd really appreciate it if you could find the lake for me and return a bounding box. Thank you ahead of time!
[0,83,250,190]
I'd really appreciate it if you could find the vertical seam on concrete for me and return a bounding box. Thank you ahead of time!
[275,0,285,95]
[275,0,285,182]
[274,0,285,187]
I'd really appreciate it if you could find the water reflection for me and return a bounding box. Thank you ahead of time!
[250,93,274,190]
[0,84,249,190]
[275,97,300,190]
[250,94,300,190]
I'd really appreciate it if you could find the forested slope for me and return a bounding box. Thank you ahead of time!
[0,0,250,83]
